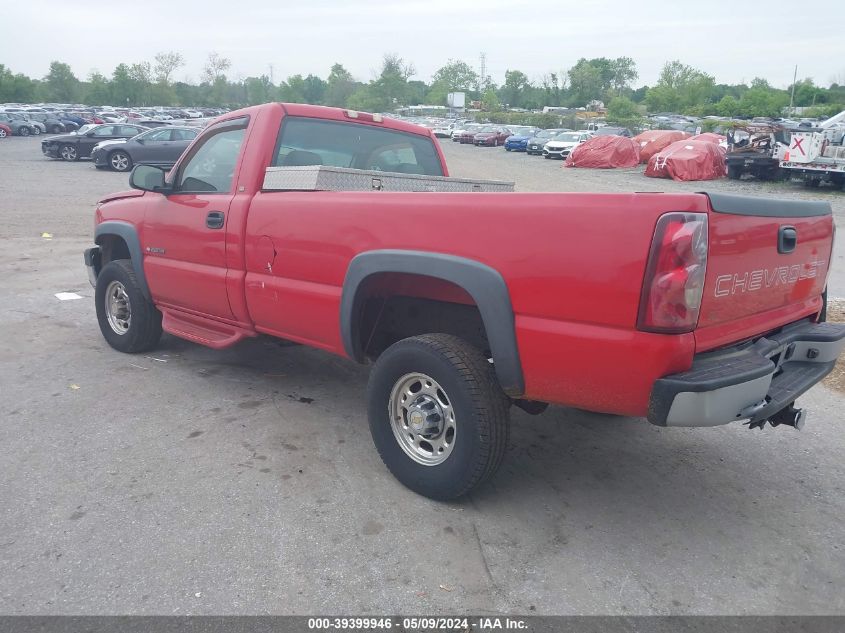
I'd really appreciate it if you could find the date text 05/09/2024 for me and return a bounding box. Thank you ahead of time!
[307,617,529,630]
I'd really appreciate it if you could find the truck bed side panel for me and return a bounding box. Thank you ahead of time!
[242,190,709,412]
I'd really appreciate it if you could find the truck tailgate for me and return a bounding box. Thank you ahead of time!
[696,192,833,352]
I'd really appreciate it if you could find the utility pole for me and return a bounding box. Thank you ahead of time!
[789,64,798,114]
[269,64,274,84]
[479,52,486,92]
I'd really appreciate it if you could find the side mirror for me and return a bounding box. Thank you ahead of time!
[130,164,170,193]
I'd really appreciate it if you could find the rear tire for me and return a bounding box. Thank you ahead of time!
[727,164,742,179]
[18,126,30,137]
[367,334,510,500]
[95,260,162,353]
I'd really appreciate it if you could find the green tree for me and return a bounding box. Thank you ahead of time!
[609,57,638,95]
[85,71,111,105]
[567,59,604,106]
[606,96,641,124]
[244,75,275,105]
[644,61,715,113]
[431,59,478,91]
[301,74,326,104]
[43,61,80,102]
[202,52,231,84]
[128,62,152,105]
[715,95,739,117]
[0,65,38,102]
[482,88,500,112]
[502,69,531,108]
[324,63,356,106]
[153,51,184,85]
[738,79,788,117]
[279,74,307,102]
[350,54,416,112]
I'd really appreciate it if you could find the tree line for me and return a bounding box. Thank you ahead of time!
[1,53,843,120]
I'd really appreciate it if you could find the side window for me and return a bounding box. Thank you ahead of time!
[145,129,172,141]
[176,125,247,193]
[121,125,145,136]
[92,126,115,137]
[172,129,197,141]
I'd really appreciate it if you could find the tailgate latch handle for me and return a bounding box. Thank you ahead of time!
[778,226,797,254]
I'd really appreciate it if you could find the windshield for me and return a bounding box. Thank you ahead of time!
[76,124,97,135]
[274,117,444,176]
[554,133,582,142]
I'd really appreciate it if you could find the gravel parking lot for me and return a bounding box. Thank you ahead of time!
[1,135,843,616]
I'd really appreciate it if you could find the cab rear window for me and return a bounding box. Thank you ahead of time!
[273,117,443,176]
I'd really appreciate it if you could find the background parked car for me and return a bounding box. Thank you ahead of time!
[525,129,570,155]
[473,126,511,146]
[543,131,594,159]
[0,113,36,136]
[593,126,634,137]
[91,126,199,172]
[503,127,540,151]
[17,115,46,135]
[432,121,454,138]
[25,112,68,134]
[456,124,484,143]
[41,123,149,161]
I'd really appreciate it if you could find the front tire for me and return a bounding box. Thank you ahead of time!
[18,126,30,137]
[367,334,510,500]
[109,150,133,172]
[95,260,162,353]
[59,144,78,161]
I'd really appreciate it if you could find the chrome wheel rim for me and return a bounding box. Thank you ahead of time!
[111,153,129,171]
[104,280,131,335]
[0,129,6,137]
[61,146,76,160]
[389,372,456,466]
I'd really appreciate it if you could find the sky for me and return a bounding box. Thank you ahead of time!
[2,0,844,90]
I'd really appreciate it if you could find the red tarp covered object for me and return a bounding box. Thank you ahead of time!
[644,139,727,181]
[689,132,727,145]
[564,135,640,168]
[632,130,688,163]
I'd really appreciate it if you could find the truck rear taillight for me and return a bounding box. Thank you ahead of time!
[637,212,708,334]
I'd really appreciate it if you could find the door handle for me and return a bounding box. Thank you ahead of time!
[206,211,225,229]
[778,226,797,254]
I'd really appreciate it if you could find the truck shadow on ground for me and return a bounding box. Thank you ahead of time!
[151,331,816,530]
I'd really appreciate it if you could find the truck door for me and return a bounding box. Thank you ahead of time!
[141,117,249,320]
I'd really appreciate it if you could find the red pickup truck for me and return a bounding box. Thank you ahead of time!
[84,102,845,500]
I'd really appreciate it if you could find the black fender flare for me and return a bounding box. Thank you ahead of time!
[340,249,524,396]
[94,221,150,300]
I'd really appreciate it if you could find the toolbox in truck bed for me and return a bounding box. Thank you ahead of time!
[262,165,515,193]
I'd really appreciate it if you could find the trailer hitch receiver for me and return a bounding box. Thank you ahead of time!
[767,403,806,430]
